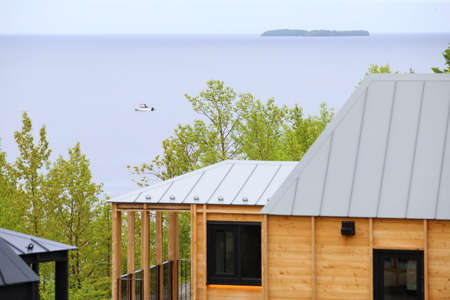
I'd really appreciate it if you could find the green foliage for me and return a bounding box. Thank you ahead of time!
[0,114,110,299]
[366,64,394,74]
[236,97,287,160]
[130,80,335,182]
[128,80,335,271]
[432,44,450,73]
[280,103,334,161]
[44,142,105,292]
[13,112,51,235]
[0,143,26,231]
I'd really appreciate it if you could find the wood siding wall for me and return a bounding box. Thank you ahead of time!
[191,205,450,300]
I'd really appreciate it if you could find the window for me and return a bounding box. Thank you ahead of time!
[373,250,424,300]
[207,222,261,286]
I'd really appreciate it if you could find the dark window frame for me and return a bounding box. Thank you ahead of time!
[207,221,261,286]
[373,249,424,300]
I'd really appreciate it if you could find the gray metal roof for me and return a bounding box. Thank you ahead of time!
[110,160,296,205]
[261,74,450,219]
[0,237,39,286]
[0,228,77,256]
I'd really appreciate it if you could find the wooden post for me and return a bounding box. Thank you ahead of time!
[55,252,69,300]
[203,204,207,300]
[190,205,197,300]
[112,203,122,300]
[262,214,269,300]
[369,218,374,300]
[311,216,316,300]
[127,212,136,300]
[156,212,163,300]
[424,219,428,300]
[168,212,179,300]
[141,211,150,300]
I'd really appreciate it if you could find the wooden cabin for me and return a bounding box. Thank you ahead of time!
[111,74,450,300]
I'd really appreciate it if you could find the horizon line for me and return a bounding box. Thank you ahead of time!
[1,31,450,37]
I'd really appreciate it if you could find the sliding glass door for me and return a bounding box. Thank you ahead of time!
[373,250,424,300]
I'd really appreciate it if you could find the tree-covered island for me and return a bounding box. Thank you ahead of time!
[261,29,370,37]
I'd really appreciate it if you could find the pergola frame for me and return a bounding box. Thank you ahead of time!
[112,202,189,300]
[112,202,268,300]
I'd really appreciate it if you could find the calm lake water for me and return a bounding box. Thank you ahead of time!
[0,34,449,197]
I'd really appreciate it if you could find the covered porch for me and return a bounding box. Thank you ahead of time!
[110,160,296,300]
[112,203,191,300]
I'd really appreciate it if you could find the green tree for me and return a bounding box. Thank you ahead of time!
[280,103,334,161]
[44,143,104,293]
[13,112,51,236]
[129,80,335,181]
[366,64,393,74]
[432,44,450,73]
[185,80,242,160]
[236,97,287,160]
[128,80,335,272]
[0,142,26,231]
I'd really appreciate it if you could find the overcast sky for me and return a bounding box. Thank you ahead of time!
[1,0,450,35]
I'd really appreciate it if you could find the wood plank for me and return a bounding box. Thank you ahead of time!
[428,220,450,299]
[156,212,163,300]
[311,216,316,300]
[168,212,179,300]
[118,203,190,211]
[203,204,207,300]
[206,213,263,222]
[369,218,373,300]
[262,214,268,300]
[191,205,197,300]
[201,205,263,215]
[424,219,428,300]
[316,217,370,300]
[112,203,122,300]
[373,219,424,250]
[267,216,312,300]
[207,286,263,300]
[141,211,150,300]
[127,212,136,300]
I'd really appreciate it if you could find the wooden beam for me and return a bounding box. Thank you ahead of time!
[262,214,269,300]
[203,204,208,300]
[112,203,122,300]
[369,218,374,300]
[198,205,263,215]
[168,212,179,300]
[155,212,163,300]
[127,212,136,300]
[141,211,150,300]
[119,208,189,213]
[424,219,428,300]
[191,205,197,300]
[117,203,190,211]
[311,216,316,300]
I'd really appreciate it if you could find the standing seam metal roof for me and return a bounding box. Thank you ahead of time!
[0,228,77,256]
[110,160,296,206]
[0,238,39,286]
[261,74,450,219]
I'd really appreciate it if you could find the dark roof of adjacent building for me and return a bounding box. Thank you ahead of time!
[0,228,76,256]
[0,237,39,286]
[262,74,450,219]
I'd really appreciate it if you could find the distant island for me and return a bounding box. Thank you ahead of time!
[261,29,370,37]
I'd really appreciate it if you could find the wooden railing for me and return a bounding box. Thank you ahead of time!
[120,259,190,300]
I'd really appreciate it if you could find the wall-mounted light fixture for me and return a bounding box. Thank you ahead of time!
[341,221,355,236]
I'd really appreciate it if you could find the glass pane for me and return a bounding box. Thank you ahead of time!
[240,226,261,279]
[383,257,418,300]
[215,230,234,274]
